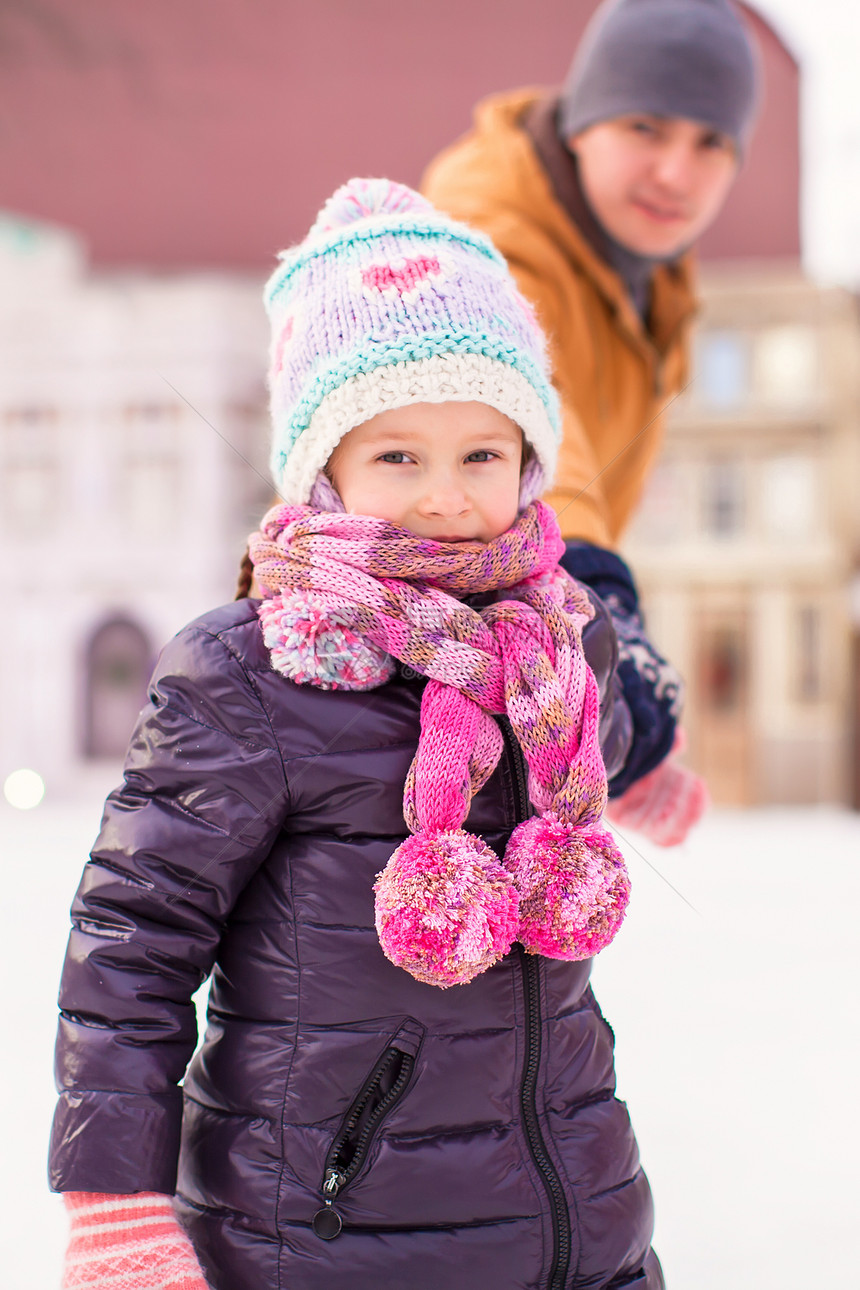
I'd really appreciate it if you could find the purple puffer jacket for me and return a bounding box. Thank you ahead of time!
[49,598,663,1290]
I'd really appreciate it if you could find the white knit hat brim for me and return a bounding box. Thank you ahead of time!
[274,352,559,505]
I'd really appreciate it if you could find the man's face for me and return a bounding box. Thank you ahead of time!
[568,114,739,257]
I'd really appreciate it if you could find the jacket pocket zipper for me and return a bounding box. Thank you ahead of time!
[313,1044,416,1240]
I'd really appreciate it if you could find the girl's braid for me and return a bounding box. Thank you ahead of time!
[234,548,254,600]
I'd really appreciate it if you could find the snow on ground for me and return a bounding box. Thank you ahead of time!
[2,790,857,1289]
[591,807,858,1288]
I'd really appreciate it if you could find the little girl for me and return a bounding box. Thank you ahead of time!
[50,179,671,1289]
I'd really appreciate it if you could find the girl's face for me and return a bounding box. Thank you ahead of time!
[327,401,524,543]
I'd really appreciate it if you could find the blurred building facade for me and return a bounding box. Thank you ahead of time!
[0,217,269,798]
[622,269,860,804]
[1,3,858,809]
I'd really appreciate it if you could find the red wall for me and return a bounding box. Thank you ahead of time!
[0,1,799,269]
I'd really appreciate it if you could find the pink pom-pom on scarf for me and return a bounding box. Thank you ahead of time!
[504,814,630,960]
[374,829,521,988]
[259,589,395,689]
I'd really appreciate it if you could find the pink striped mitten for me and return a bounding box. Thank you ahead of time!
[62,1192,209,1290]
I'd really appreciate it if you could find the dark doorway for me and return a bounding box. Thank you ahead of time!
[83,617,152,759]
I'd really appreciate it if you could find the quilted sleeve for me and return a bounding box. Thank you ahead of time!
[49,619,289,1195]
[561,541,683,796]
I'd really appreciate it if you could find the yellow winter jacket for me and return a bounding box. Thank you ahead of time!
[422,89,698,547]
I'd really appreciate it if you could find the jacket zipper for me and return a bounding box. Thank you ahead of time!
[313,1046,414,1240]
[520,948,572,1290]
[499,715,573,1290]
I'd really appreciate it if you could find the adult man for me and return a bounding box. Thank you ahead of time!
[422,0,759,806]
[423,0,758,547]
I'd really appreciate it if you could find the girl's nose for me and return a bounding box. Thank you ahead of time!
[417,472,470,518]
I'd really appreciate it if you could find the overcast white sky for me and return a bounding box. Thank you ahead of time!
[755,0,860,286]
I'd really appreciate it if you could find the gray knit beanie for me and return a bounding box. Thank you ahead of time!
[559,0,759,150]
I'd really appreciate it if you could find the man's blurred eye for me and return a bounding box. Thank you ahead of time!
[701,131,734,154]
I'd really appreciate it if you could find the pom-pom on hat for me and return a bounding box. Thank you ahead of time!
[265,178,561,506]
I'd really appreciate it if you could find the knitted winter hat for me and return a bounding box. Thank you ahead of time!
[559,0,759,150]
[265,178,561,506]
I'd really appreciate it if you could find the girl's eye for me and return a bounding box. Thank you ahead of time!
[375,450,500,464]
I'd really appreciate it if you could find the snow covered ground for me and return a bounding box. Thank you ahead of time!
[2,789,857,1289]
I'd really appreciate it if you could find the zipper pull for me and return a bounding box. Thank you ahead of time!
[323,1167,345,1198]
[312,1169,346,1240]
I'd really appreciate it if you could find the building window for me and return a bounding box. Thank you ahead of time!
[628,460,683,544]
[119,403,182,536]
[761,456,817,540]
[695,330,749,408]
[702,627,744,712]
[755,326,817,405]
[2,406,58,533]
[124,402,180,432]
[120,456,182,535]
[83,617,151,759]
[704,458,744,538]
[796,605,823,703]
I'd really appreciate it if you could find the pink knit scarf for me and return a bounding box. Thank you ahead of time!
[249,501,629,988]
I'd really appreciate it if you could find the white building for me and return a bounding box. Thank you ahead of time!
[0,216,271,799]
